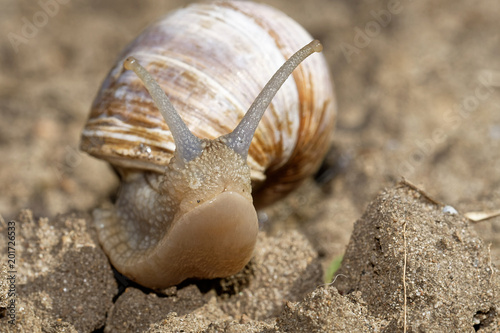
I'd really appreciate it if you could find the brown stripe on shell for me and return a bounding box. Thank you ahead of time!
[81,1,335,206]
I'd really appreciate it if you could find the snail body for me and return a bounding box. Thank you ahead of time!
[81,1,336,289]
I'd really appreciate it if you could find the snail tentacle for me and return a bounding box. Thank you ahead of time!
[124,57,204,164]
[81,1,336,289]
[223,40,323,160]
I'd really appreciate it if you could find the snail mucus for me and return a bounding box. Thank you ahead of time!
[80,1,336,289]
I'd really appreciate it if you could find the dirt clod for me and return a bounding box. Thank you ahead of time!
[335,183,500,332]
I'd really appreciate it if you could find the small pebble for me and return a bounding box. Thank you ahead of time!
[442,205,458,215]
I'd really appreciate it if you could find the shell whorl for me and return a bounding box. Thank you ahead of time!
[81,0,336,206]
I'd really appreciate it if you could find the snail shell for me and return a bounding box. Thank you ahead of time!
[81,0,336,289]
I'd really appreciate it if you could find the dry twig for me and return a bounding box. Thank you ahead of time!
[398,178,443,206]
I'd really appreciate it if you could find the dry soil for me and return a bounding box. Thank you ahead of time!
[0,0,499,332]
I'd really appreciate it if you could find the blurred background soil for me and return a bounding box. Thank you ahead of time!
[0,0,499,275]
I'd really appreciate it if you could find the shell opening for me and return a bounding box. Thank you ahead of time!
[222,40,323,160]
[123,57,203,164]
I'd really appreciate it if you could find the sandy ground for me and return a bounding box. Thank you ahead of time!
[0,0,500,331]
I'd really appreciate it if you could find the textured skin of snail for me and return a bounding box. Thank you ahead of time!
[80,0,336,289]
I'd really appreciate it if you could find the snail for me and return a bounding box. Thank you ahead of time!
[80,0,336,289]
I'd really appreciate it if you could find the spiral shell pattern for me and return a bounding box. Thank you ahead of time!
[81,0,336,206]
